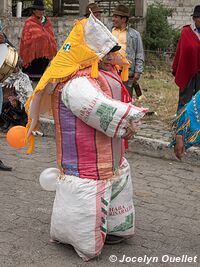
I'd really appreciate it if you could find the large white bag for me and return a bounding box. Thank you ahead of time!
[50,176,112,261]
[62,76,146,138]
[50,159,135,261]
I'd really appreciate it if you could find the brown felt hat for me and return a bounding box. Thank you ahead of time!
[113,4,130,18]
[84,3,103,17]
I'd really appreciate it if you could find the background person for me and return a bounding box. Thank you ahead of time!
[171,91,200,160]
[0,63,33,131]
[0,30,13,47]
[19,0,57,80]
[111,4,144,99]
[84,3,102,20]
[172,5,200,112]
[0,32,12,171]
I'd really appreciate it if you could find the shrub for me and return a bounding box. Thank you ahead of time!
[143,2,180,52]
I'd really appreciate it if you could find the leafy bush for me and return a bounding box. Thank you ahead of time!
[143,2,180,52]
[44,0,53,11]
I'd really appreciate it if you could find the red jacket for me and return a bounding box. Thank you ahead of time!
[172,25,200,91]
[20,15,57,68]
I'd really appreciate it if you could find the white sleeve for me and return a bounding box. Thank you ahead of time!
[61,76,146,138]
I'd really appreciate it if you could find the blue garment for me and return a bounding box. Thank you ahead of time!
[170,91,200,149]
[0,85,3,114]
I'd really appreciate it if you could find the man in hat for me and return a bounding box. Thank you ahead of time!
[172,5,200,112]
[84,3,102,20]
[111,4,144,99]
[19,0,57,80]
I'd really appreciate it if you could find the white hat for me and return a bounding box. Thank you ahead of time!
[84,12,118,58]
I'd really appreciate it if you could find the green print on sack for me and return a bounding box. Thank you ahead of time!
[110,213,133,233]
[101,225,107,234]
[111,175,129,201]
[101,197,109,206]
[96,103,117,131]
[101,197,109,234]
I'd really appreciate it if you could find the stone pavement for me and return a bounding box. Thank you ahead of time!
[0,134,200,267]
[136,120,171,142]
[131,119,200,167]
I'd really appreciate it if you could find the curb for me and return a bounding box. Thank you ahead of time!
[128,136,200,167]
[40,118,200,167]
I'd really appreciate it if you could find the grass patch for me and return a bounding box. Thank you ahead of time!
[134,70,179,126]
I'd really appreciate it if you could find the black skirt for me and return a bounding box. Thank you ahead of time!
[22,57,50,80]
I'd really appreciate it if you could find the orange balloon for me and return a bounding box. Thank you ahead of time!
[6,126,28,149]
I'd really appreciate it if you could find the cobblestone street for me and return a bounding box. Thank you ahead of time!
[0,134,200,267]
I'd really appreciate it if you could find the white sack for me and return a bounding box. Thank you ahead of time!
[50,176,112,261]
[50,159,135,261]
[62,76,146,138]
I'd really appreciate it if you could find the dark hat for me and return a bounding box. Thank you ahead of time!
[191,5,200,17]
[109,45,121,53]
[32,0,45,10]
[84,3,102,17]
[113,4,130,18]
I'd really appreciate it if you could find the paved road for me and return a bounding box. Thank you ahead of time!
[0,135,200,267]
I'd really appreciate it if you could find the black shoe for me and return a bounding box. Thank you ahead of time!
[105,235,126,245]
[1,121,10,131]
[0,160,12,171]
